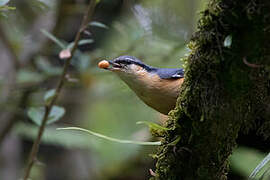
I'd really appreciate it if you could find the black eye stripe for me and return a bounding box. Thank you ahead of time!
[114,60,132,65]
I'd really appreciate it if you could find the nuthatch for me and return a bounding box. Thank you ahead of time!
[98,56,184,115]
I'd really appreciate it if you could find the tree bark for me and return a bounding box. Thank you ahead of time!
[151,0,270,179]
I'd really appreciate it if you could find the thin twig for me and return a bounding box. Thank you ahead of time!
[23,1,97,179]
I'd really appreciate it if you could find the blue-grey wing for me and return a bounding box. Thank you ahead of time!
[156,68,184,79]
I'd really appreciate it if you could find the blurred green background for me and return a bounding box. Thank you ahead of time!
[0,0,269,179]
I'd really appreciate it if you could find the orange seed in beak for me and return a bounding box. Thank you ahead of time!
[98,60,109,69]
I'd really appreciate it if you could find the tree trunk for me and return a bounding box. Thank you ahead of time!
[151,0,270,179]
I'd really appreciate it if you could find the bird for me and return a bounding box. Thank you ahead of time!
[98,55,184,115]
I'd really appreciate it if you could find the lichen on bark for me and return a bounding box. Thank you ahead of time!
[151,0,270,180]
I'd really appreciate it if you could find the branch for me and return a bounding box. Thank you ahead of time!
[22,1,97,179]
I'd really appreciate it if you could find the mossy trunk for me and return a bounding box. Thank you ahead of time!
[151,0,270,180]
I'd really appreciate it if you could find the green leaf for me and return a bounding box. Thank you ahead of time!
[78,39,94,46]
[0,5,15,11]
[0,11,7,18]
[41,29,66,49]
[17,69,45,84]
[67,39,94,49]
[136,121,169,137]
[77,53,91,71]
[136,121,169,131]
[27,107,44,126]
[168,136,181,146]
[224,35,232,48]
[0,0,10,6]
[44,89,56,105]
[88,21,108,29]
[27,106,65,126]
[35,56,62,76]
[29,0,49,11]
[48,106,65,124]
[249,152,270,179]
[57,127,161,146]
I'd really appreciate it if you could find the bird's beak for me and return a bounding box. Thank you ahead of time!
[106,60,122,71]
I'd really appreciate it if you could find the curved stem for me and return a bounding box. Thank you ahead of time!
[23,1,97,179]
